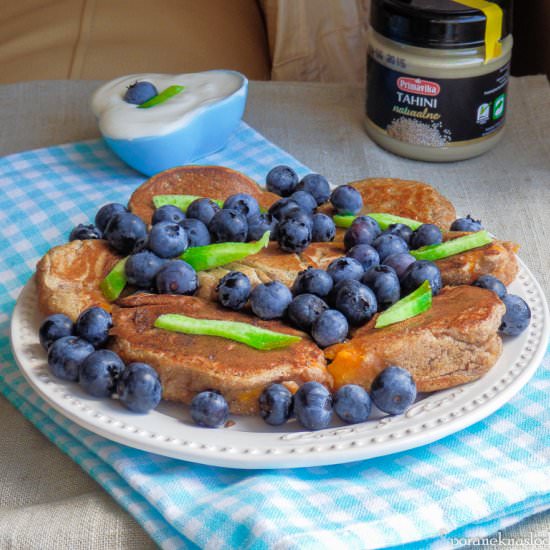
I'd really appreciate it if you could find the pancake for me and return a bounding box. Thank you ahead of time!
[325,285,505,392]
[36,239,121,321]
[320,178,457,228]
[110,293,331,415]
[128,165,279,225]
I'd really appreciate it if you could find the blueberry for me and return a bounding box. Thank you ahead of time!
[266,165,299,197]
[383,252,416,280]
[311,213,336,242]
[79,349,125,397]
[499,294,531,336]
[334,385,372,424]
[450,215,483,232]
[371,366,416,415]
[268,198,302,222]
[208,209,248,243]
[259,384,293,426]
[216,271,251,310]
[281,207,313,229]
[382,223,413,245]
[156,260,198,295]
[326,257,364,285]
[362,265,401,310]
[287,293,329,331]
[246,213,278,242]
[410,224,443,249]
[117,362,162,413]
[123,81,158,105]
[250,281,292,320]
[48,336,95,381]
[148,221,188,258]
[125,250,165,288]
[152,204,186,225]
[333,279,377,326]
[74,307,112,348]
[295,174,331,206]
[330,185,363,215]
[190,391,229,428]
[104,212,148,255]
[39,314,73,350]
[186,198,220,226]
[347,243,380,271]
[473,275,507,299]
[401,260,442,296]
[69,223,102,241]
[294,381,333,430]
[277,218,312,253]
[179,218,211,247]
[311,309,348,348]
[95,202,129,233]
[292,267,334,298]
[372,234,409,262]
[223,193,260,220]
[289,190,317,213]
[344,216,381,250]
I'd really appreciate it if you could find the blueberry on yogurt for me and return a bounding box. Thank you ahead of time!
[123,81,158,105]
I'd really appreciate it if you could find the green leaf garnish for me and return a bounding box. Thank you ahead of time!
[333,213,423,230]
[137,85,185,109]
[153,194,224,211]
[100,258,128,301]
[410,230,493,261]
[181,231,270,271]
[375,280,432,328]
[154,313,301,350]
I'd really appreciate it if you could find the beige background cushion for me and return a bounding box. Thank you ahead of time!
[0,0,271,83]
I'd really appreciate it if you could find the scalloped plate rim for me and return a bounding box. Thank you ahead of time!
[9,257,549,469]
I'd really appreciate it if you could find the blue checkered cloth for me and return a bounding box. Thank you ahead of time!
[1,123,549,549]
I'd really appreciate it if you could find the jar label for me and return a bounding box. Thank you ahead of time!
[366,56,510,147]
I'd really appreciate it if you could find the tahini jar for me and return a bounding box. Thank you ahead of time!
[365,0,513,161]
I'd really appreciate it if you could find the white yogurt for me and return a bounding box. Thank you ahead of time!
[91,71,245,140]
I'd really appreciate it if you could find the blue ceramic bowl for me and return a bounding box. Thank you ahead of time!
[92,71,248,176]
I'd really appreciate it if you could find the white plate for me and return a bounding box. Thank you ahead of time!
[10,261,549,469]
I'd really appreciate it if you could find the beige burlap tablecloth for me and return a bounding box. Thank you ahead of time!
[0,77,548,549]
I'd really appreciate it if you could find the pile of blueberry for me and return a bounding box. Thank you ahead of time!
[214,212,445,348]
[190,365,417,430]
[39,308,161,413]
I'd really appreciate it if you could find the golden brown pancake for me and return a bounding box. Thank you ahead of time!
[36,240,121,321]
[325,285,505,393]
[110,294,331,415]
[439,231,519,286]
[320,178,457,228]
[128,165,279,225]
